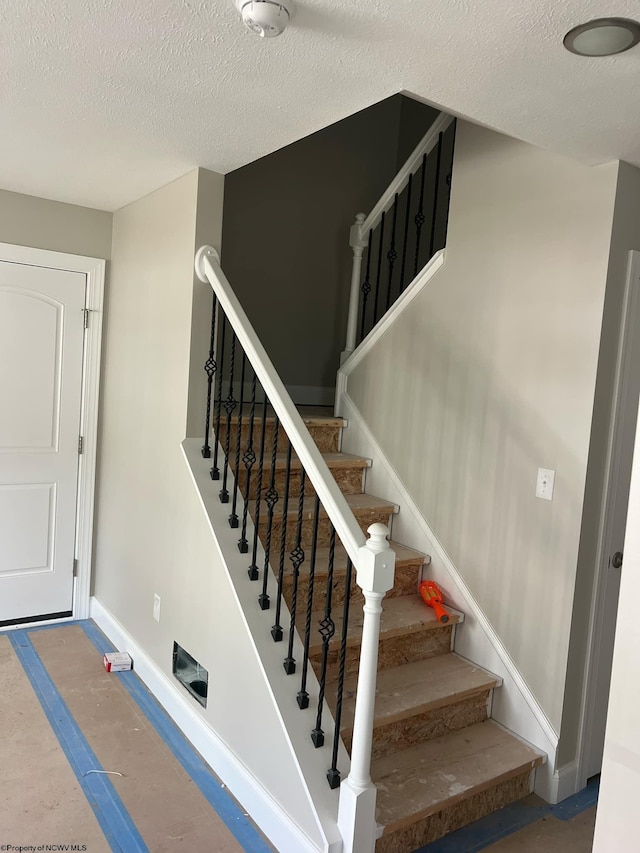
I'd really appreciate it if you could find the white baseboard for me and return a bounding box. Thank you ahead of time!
[336,392,559,800]
[548,760,580,804]
[89,596,326,853]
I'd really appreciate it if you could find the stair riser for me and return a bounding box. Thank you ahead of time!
[258,507,394,551]
[215,422,340,457]
[375,768,533,853]
[312,625,453,683]
[342,692,490,761]
[234,466,365,500]
[280,562,423,613]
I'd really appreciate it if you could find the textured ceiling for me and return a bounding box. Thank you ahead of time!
[2,0,640,211]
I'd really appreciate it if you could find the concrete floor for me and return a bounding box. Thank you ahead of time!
[0,620,596,853]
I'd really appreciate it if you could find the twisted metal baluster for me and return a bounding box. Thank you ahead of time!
[201,292,217,459]
[219,332,238,503]
[429,132,444,259]
[327,557,353,789]
[229,352,246,528]
[399,173,413,294]
[311,525,337,746]
[284,469,307,675]
[271,441,293,642]
[259,415,280,610]
[297,494,321,710]
[413,153,428,278]
[210,314,227,480]
[248,395,269,581]
[238,371,257,553]
[385,194,399,312]
[372,212,386,328]
[358,233,373,345]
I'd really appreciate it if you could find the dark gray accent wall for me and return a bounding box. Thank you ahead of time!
[220,95,438,399]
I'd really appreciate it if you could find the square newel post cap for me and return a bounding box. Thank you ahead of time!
[356,523,396,595]
[349,213,368,250]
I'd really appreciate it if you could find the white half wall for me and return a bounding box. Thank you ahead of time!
[92,170,329,851]
[342,121,618,741]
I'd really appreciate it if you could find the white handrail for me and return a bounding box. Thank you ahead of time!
[359,111,454,239]
[195,246,366,565]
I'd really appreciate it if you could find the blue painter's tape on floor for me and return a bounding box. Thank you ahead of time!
[8,629,148,853]
[414,774,599,852]
[80,619,273,853]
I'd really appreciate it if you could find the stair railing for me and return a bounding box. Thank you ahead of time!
[195,246,396,852]
[342,111,456,362]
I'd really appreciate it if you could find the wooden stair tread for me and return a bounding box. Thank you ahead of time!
[261,451,371,471]
[337,655,499,733]
[373,720,543,833]
[225,406,345,428]
[289,540,426,579]
[251,491,399,521]
[309,594,456,656]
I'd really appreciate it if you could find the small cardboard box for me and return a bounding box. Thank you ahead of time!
[104,652,132,672]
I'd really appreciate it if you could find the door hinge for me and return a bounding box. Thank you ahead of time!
[83,308,90,329]
[73,558,78,577]
[78,436,84,455]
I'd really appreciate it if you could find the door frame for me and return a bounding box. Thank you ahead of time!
[576,249,640,791]
[0,241,105,624]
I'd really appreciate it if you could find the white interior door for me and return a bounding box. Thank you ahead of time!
[0,259,86,623]
[585,251,640,779]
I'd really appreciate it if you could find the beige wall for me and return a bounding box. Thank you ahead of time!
[0,188,112,258]
[92,169,320,842]
[348,121,618,730]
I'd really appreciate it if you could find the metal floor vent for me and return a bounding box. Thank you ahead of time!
[172,641,208,708]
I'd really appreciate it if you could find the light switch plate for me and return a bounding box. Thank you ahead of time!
[536,468,555,500]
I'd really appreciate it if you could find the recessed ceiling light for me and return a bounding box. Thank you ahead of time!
[563,18,640,56]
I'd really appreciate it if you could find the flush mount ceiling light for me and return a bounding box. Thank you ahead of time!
[563,17,640,56]
[235,0,295,38]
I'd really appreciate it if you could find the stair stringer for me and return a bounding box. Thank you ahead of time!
[336,391,558,801]
[170,438,349,853]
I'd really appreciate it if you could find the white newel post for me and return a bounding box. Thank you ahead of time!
[342,213,368,364]
[338,523,396,853]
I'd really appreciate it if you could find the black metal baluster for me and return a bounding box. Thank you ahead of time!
[372,212,385,328]
[238,372,258,553]
[442,121,457,249]
[201,293,217,459]
[413,153,428,278]
[311,526,336,747]
[385,194,399,312]
[259,415,280,610]
[228,352,246,528]
[271,441,293,642]
[327,557,353,789]
[297,494,321,710]
[248,395,269,580]
[399,173,413,294]
[284,469,307,675]
[358,233,373,345]
[429,132,444,259]
[219,332,238,503]
[210,314,227,480]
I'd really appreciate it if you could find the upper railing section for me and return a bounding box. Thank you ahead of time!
[342,112,456,360]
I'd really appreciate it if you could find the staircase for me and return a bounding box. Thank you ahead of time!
[228,409,543,851]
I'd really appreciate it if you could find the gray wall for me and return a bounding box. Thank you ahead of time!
[221,95,438,400]
[0,188,112,258]
[559,161,640,765]
[92,169,321,843]
[347,121,618,731]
